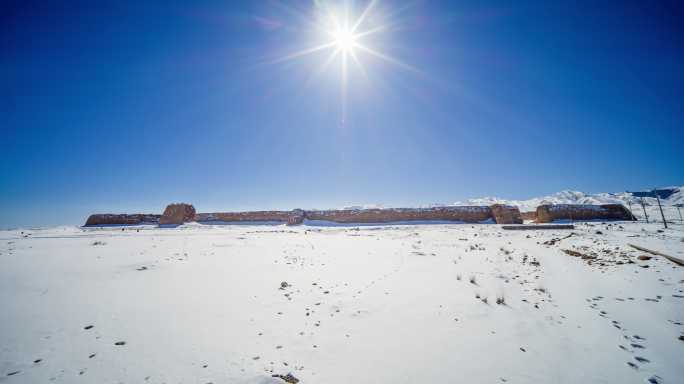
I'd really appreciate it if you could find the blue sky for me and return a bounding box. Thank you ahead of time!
[2,0,683,228]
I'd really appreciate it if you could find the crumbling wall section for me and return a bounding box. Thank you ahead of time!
[195,210,295,224]
[304,206,494,224]
[490,204,523,224]
[84,214,161,226]
[536,204,635,223]
[159,203,196,225]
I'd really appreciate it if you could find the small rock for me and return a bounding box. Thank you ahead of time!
[84,325,94,330]
[114,341,126,346]
[637,255,652,261]
[272,373,299,383]
[280,282,289,289]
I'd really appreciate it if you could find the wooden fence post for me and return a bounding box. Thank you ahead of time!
[640,197,649,223]
[655,192,667,229]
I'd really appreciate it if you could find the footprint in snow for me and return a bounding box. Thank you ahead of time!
[634,356,650,363]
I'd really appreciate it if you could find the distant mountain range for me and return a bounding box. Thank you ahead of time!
[453,186,683,213]
[341,186,683,214]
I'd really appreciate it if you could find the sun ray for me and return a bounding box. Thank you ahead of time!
[304,47,341,88]
[270,1,330,36]
[341,46,349,123]
[320,4,342,37]
[352,24,387,39]
[354,44,420,73]
[268,0,419,121]
[348,48,369,80]
[271,41,337,64]
[351,0,378,33]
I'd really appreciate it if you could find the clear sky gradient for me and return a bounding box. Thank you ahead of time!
[2,0,683,228]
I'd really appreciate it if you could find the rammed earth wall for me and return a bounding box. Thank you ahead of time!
[536,204,636,223]
[84,203,635,226]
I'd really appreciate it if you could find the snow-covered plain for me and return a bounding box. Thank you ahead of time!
[1,221,683,383]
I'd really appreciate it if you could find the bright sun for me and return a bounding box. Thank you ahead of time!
[333,29,356,52]
[272,1,417,123]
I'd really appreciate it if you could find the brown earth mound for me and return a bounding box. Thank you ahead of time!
[84,214,161,226]
[490,204,523,224]
[536,204,635,223]
[159,203,196,225]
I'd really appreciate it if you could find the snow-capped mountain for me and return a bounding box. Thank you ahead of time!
[453,186,683,213]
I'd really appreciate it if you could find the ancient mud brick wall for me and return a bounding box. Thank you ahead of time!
[87,203,633,227]
[536,204,635,223]
[84,214,161,226]
[195,210,296,223]
[159,203,196,225]
[490,204,523,224]
[304,206,494,223]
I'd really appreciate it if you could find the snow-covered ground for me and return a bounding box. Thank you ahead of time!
[1,221,683,383]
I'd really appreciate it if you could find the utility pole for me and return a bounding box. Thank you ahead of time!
[640,197,649,223]
[627,200,635,220]
[678,206,683,222]
[654,190,667,229]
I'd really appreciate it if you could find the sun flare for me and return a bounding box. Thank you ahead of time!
[333,28,357,52]
[272,1,417,123]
